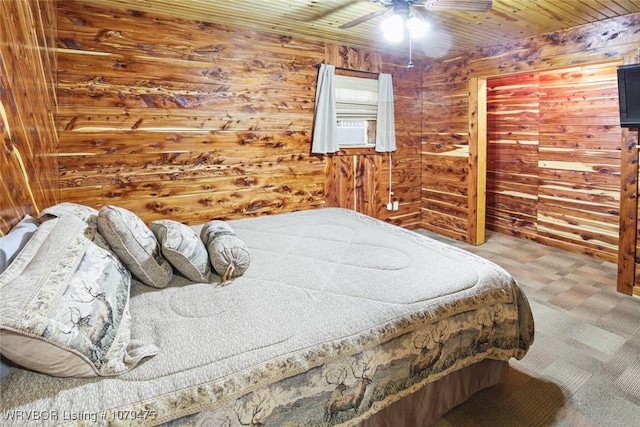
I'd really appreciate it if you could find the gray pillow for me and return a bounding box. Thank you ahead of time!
[97,205,173,289]
[0,215,158,377]
[38,202,111,251]
[200,220,250,282]
[150,219,211,283]
[38,202,97,220]
[0,215,39,274]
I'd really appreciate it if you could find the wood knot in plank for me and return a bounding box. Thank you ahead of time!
[61,38,82,50]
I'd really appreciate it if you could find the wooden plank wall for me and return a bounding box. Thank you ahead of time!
[323,46,422,228]
[486,73,540,239]
[378,56,423,228]
[0,0,59,235]
[56,1,421,228]
[421,62,471,241]
[486,64,621,262]
[615,55,640,297]
[632,133,640,295]
[537,63,621,261]
[421,12,640,261]
[56,1,325,225]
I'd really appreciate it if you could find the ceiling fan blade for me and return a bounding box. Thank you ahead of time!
[423,0,493,12]
[308,0,363,22]
[413,5,431,20]
[339,7,391,29]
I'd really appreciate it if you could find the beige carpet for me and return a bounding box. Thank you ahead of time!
[415,230,640,427]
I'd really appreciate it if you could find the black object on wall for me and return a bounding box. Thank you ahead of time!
[618,63,640,128]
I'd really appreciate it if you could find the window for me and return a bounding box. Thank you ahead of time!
[311,64,395,154]
[335,74,378,148]
[336,120,375,147]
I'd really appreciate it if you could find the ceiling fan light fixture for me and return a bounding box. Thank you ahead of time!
[381,14,404,42]
[406,16,429,38]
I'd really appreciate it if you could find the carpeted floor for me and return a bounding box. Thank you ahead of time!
[415,229,640,427]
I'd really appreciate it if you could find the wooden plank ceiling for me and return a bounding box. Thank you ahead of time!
[84,0,640,58]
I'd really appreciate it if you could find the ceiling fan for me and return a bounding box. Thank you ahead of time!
[339,0,494,30]
[337,0,493,67]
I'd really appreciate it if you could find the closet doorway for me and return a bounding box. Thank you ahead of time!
[482,61,622,263]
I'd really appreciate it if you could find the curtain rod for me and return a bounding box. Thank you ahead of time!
[315,64,381,76]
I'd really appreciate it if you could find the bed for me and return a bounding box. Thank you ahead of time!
[0,206,534,426]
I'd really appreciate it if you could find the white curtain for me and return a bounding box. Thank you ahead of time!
[311,64,338,154]
[375,73,397,152]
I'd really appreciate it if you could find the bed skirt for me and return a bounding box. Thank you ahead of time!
[358,359,509,427]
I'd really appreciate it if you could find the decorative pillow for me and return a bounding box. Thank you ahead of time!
[38,202,111,251]
[0,215,158,377]
[200,220,250,282]
[0,215,39,274]
[150,219,211,283]
[38,202,97,221]
[97,205,173,289]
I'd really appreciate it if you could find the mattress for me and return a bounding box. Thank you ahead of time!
[0,208,534,426]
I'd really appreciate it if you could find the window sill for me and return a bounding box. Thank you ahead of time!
[336,146,377,155]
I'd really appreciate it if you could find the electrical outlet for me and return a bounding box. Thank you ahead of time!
[393,200,399,211]
[386,202,393,211]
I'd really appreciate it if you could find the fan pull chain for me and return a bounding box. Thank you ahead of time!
[407,34,414,69]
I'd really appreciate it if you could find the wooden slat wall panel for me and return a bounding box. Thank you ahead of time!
[420,57,471,240]
[56,0,327,224]
[537,63,621,261]
[56,1,421,228]
[619,51,640,296]
[421,154,469,240]
[633,142,640,294]
[0,0,58,235]
[383,60,422,229]
[482,63,619,262]
[54,2,315,224]
[486,72,540,239]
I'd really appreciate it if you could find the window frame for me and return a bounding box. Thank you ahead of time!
[334,71,379,150]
